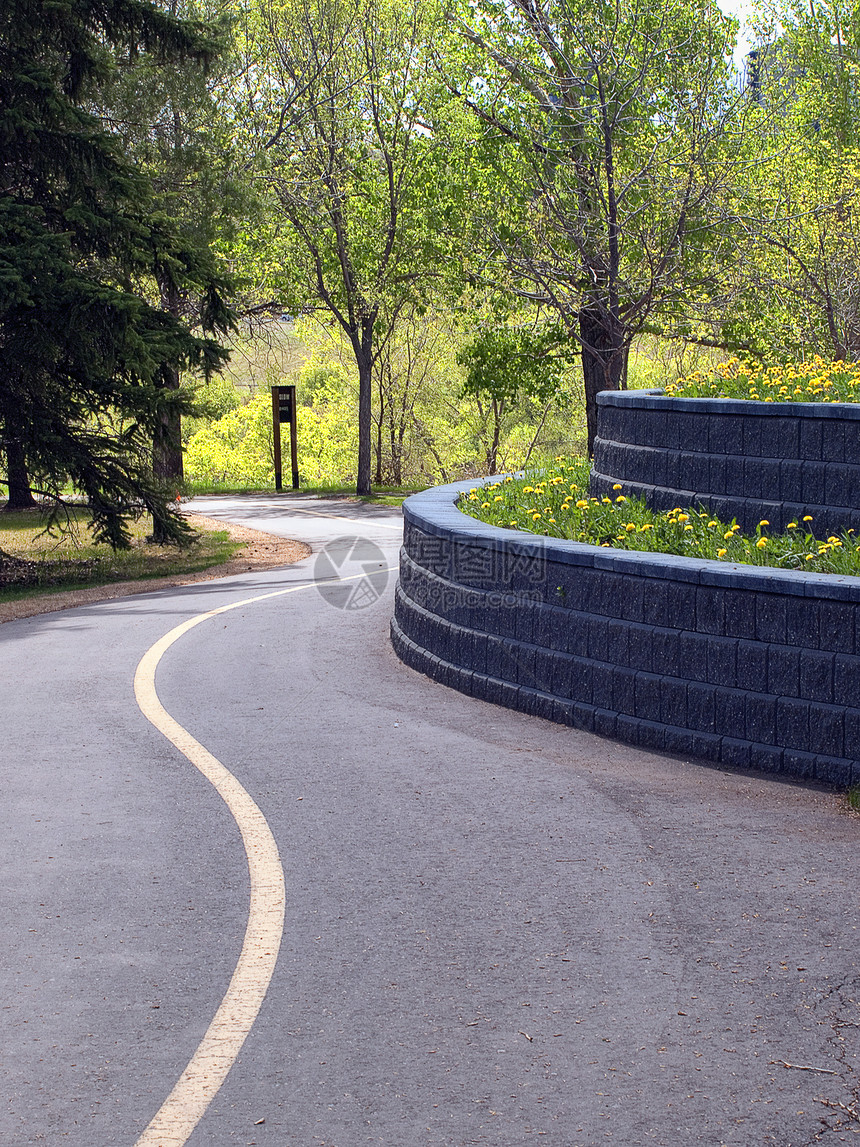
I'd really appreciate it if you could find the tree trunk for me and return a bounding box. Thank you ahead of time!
[579,304,626,455]
[152,362,184,485]
[487,397,502,475]
[153,277,184,488]
[4,430,37,511]
[357,357,373,495]
[355,320,374,496]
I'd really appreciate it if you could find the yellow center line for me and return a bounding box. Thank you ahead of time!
[132,568,397,1146]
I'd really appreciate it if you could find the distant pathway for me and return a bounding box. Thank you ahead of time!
[0,494,858,1147]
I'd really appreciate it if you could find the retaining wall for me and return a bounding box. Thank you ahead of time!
[590,389,860,537]
[391,479,860,788]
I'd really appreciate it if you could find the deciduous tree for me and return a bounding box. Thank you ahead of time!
[448,0,740,450]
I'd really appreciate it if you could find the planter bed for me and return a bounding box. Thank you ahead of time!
[391,477,860,788]
[590,388,860,537]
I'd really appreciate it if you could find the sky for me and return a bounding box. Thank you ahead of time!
[718,0,757,71]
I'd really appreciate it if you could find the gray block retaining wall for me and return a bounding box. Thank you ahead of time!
[391,479,860,788]
[590,389,860,537]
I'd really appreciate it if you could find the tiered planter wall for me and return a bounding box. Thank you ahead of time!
[590,389,860,536]
[392,477,860,788]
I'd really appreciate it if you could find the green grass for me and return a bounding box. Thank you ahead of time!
[848,785,860,811]
[0,507,243,600]
[459,457,860,576]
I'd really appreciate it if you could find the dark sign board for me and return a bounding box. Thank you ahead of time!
[271,385,299,490]
[277,387,293,423]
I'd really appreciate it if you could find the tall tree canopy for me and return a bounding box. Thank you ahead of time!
[0,0,233,544]
[234,0,454,493]
[448,0,740,449]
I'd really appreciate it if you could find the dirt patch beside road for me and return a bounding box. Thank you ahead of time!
[0,514,310,625]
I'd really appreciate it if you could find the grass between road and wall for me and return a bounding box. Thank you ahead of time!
[459,457,860,577]
[0,508,242,601]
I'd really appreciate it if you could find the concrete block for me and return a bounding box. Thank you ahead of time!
[756,594,788,644]
[625,623,653,672]
[745,692,777,745]
[720,737,752,770]
[749,743,785,775]
[687,682,716,732]
[662,725,695,757]
[642,579,670,628]
[606,618,630,666]
[784,597,820,649]
[715,687,748,738]
[799,418,824,461]
[634,671,663,721]
[798,648,835,702]
[815,755,855,787]
[707,636,738,687]
[767,644,800,697]
[590,664,614,710]
[612,666,637,714]
[593,709,618,739]
[782,749,818,779]
[776,696,810,751]
[660,677,687,727]
[802,460,826,505]
[809,703,844,758]
[634,719,667,752]
[679,631,709,682]
[649,626,679,675]
[833,654,860,706]
[696,586,726,635]
[818,602,856,653]
[725,590,757,639]
[736,640,769,691]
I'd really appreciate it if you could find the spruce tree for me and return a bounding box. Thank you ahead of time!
[0,0,233,546]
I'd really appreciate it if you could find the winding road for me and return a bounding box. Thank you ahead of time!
[1,495,858,1147]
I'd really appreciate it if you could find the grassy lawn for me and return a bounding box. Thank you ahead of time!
[0,507,242,601]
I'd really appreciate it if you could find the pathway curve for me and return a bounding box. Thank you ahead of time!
[1,495,858,1147]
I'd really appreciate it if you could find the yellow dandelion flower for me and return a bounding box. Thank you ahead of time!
[756,537,767,548]
[717,548,727,557]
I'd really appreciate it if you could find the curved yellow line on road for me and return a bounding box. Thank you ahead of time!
[132,572,394,1146]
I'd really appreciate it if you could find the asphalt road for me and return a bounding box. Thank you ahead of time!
[1,494,859,1147]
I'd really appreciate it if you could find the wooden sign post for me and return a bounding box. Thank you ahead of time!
[271,384,299,491]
